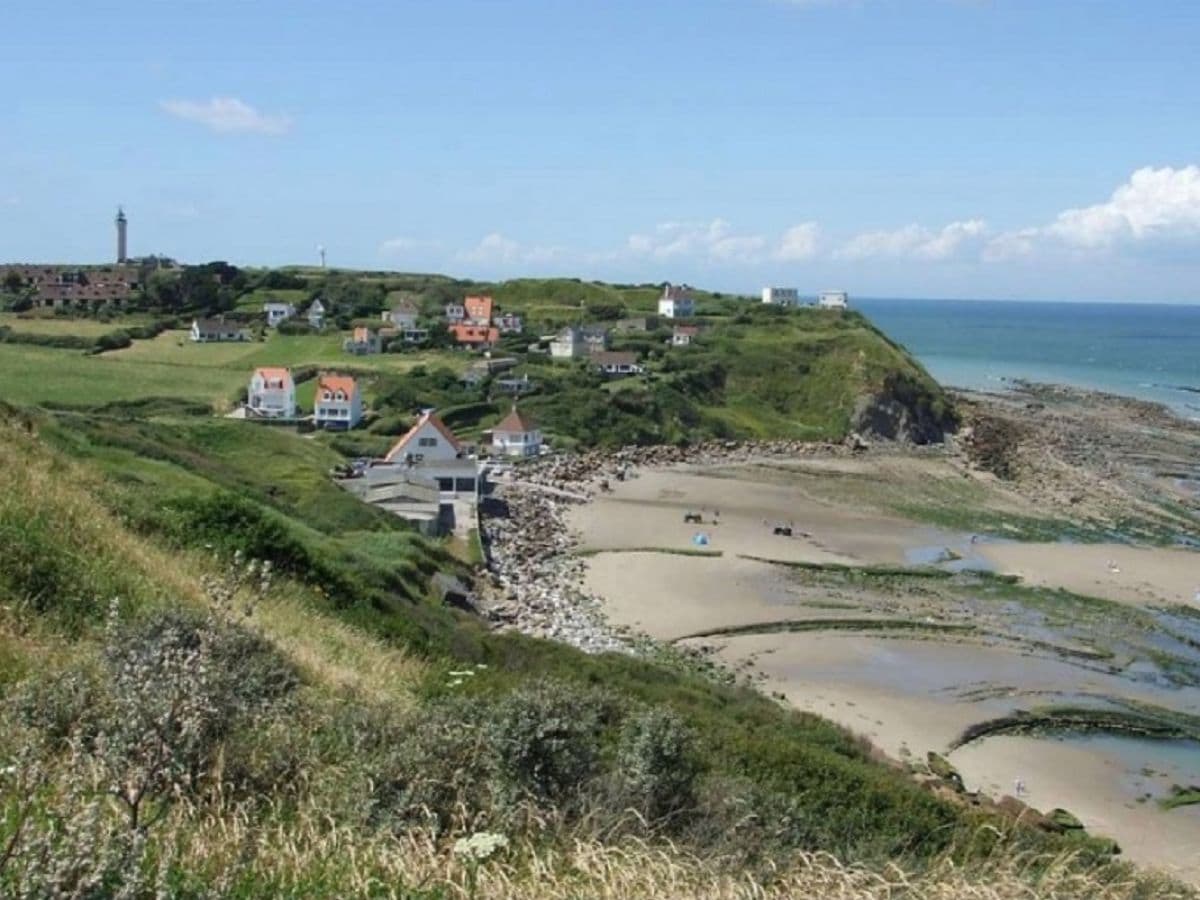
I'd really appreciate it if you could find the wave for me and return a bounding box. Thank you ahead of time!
[1151,383,1200,395]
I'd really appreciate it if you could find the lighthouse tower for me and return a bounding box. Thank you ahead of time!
[115,206,128,263]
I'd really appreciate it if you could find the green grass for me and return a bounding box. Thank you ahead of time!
[1159,786,1200,811]
[0,312,155,336]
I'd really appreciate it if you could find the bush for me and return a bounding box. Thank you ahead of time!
[486,681,606,804]
[616,708,699,820]
[92,329,132,353]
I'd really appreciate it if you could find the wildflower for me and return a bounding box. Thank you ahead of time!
[453,831,509,862]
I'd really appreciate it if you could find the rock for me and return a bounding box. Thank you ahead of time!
[1047,807,1085,831]
[926,751,965,792]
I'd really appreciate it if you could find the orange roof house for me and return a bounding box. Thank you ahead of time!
[449,323,499,348]
[463,295,494,324]
[384,410,464,463]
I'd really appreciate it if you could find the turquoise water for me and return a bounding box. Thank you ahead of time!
[856,299,1200,420]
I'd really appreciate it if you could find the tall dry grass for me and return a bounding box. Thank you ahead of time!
[111,798,1199,899]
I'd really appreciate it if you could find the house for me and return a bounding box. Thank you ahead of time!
[580,324,610,353]
[314,374,363,430]
[657,283,695,319]
[449,323,499,349]
[382,410,480,497]
[343,327,382,355]
[614,316,659,333]
[263,301,296,327]
[4,263,141,309]
[190,317,249,343]
[591,350,643,377]
[495,373,536,396]
[491,405,542,458]
[549,326,585,359]
[495,311,523,334]
[383,301,420,329]
[761,287,800,306]
[444,303,466,323]
[247,367,296,419]
[306,299,326,329]
[400,327,430,344]
[818,290,849,310]
[463,295,494,325]
[672,325,701,347]
[385,410,463,464]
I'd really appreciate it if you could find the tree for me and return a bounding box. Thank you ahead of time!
[3,271,25,294]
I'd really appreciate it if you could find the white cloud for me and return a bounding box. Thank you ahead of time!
[986,166,1200,259]
[775,222,821,261]
[626,218,819,265]
[456,233,566,266]
[160,97,292,135]
[380,236,440,255]
[836,219,987,261]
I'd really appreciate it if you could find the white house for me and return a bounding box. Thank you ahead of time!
[263,301,296,327]
[818,290,849,310]
[306,299,326,329]
[672,325,700,347]
[191,318,249,343]
[495,311,523,334]
[761,287,800,306]
[384,301,420,329]
[592,351,643,377]
[444,303,466,323]
[382,410,479,497]
[247,367,296,419]
[384,409,464,465]
[658,283,695,319]
[491,406,542,458]
[549,326,585,359]
[314,373,363,430]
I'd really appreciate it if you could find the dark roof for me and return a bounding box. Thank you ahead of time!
[591,351,638,367]
[494,406,538,434]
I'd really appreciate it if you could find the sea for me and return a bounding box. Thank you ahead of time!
[855,299,1200,421]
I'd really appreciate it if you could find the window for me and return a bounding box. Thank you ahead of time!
[418,437,437,448]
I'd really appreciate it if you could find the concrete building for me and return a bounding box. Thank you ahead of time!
[495,311,523,334]
[761,287,800,306]
[247,367,296,419]
[657,283,695,319]
[343,327,381,355]
[463,295,494,325]
[491,406,542,458]
[818,290,849,310]
[314,374,363,430]
[383,301,419,328]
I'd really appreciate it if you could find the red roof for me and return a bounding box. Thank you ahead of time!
[384,410,464,461]
[317,374,357,400]
[449,323,499,345]
[494,406,537,434]
[254,366,293,387]
[464,295,494,322]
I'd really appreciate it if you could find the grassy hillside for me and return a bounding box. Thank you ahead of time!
[0,271,955,444]
[0,397,1188,896]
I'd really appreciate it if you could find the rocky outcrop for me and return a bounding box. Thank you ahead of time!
[852,372,958,444]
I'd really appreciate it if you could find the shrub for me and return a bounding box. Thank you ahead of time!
[615,708,699,820]
[486,681,606,804]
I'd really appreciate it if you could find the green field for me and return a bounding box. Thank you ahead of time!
[0,312,155,337]
[1,329,472,411]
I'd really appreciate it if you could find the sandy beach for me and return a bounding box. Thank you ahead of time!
[561,434,1200,883]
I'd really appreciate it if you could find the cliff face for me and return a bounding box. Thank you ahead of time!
[852,371,960,444]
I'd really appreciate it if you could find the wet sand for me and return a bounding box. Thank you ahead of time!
[568,458,1200,883]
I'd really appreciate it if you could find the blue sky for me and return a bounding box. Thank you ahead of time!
[3,0,1199,301]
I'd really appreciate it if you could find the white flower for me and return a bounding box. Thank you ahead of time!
[453,831,509,862]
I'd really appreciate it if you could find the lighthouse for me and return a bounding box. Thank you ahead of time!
[115,206,128,263]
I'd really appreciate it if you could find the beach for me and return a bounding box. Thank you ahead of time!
[527,385,1200,882]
